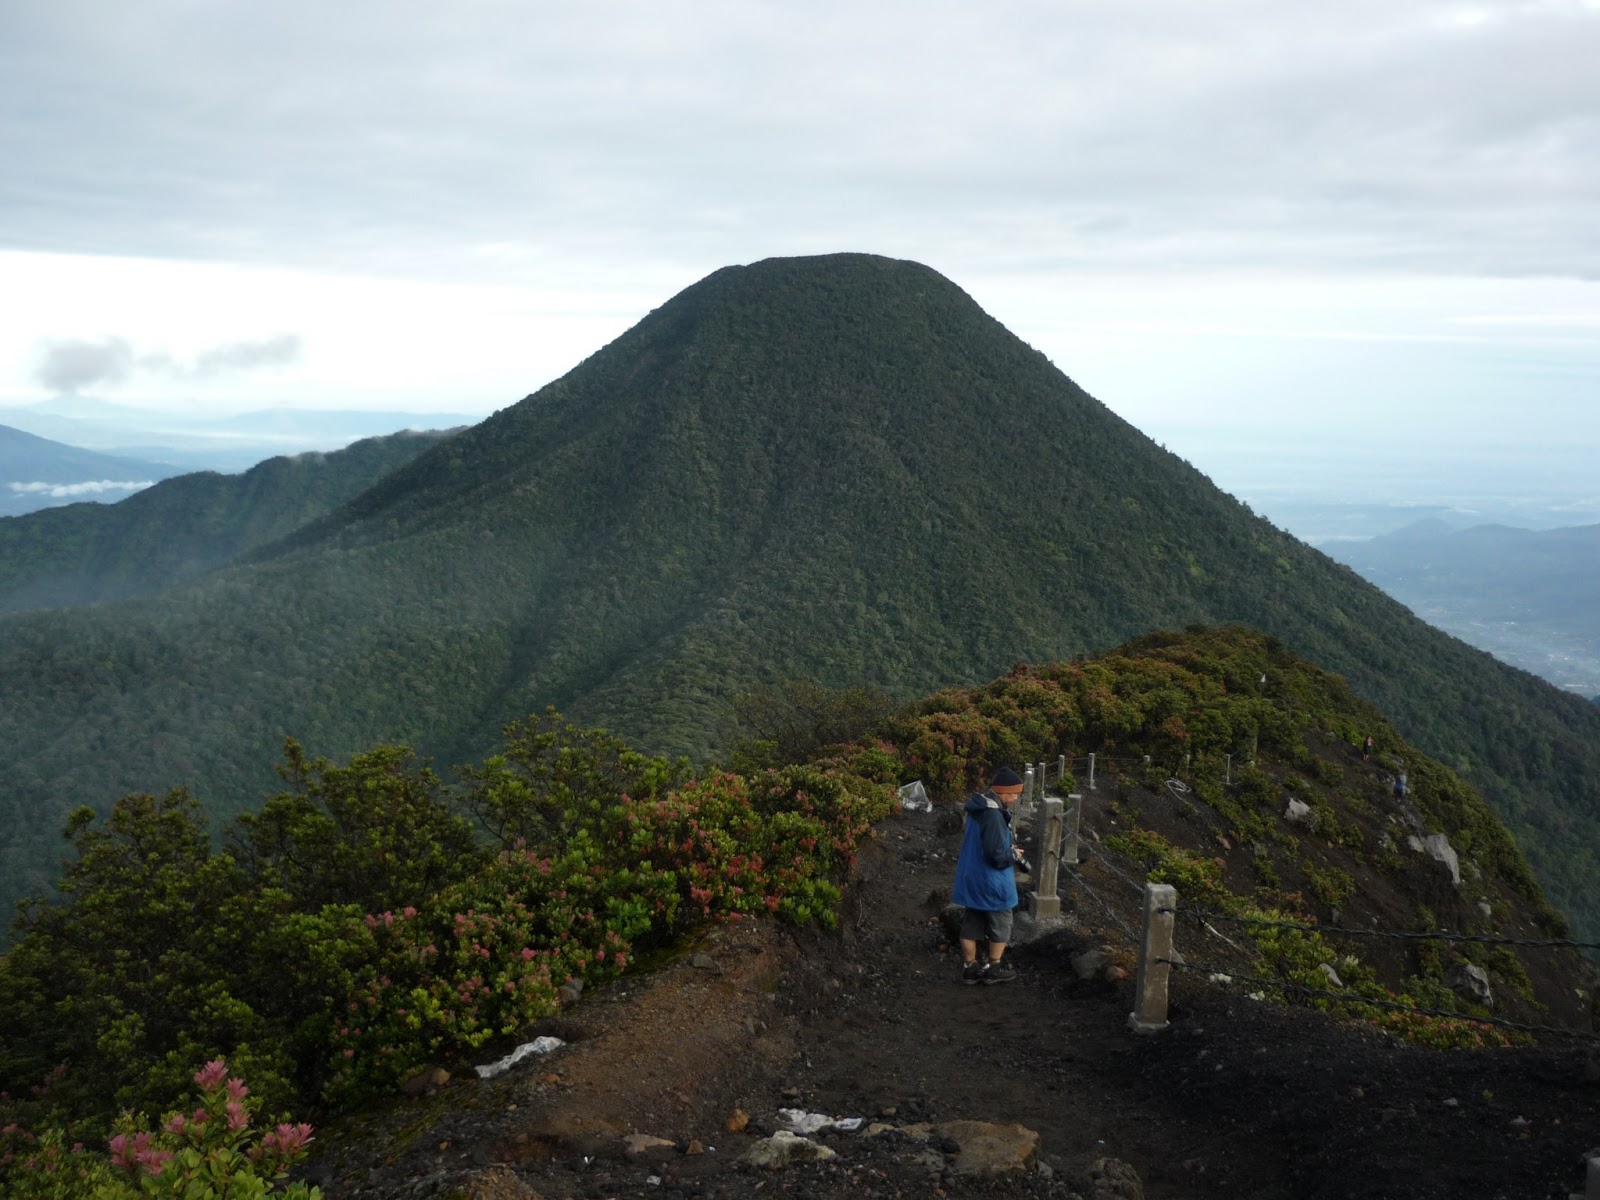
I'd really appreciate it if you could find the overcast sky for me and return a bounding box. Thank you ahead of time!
[3,0,1598,501]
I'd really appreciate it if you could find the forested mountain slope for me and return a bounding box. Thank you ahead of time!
[0,428,454,613]
[2,253,1599,941]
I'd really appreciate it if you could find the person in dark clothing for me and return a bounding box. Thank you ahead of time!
[952,767,1025,984]
[1362,735,1373,761]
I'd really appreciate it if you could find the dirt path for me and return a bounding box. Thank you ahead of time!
[316,803,1600,1199]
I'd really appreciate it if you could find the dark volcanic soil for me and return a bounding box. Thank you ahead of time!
[310,797,1600,1200]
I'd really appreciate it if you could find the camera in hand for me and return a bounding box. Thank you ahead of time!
[1014,853,1034,873]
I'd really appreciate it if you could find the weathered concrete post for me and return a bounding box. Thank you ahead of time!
[1143,755,1151,768]
[1023,764,1036,819]
[1128,883,1177,1035]
[1058,753,1067,783]
[1061,793,1083,866]
[1088,753,1096,791]
[1225,753,1232,785]
[1028,797,1064,918]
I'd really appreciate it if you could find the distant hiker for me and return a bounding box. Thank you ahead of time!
[1394,770,1408,799]
[1363,735,1373,761]
[952,767,1026,985]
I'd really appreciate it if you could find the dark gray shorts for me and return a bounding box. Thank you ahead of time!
[959,907,1014,945]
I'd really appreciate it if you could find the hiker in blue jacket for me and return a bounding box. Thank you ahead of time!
[953,767,1025,984]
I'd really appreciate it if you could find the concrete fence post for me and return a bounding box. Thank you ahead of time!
[1128,883,1177,1035]
[1061,793,1083,866]
[1142,754,1151,769]
[1088,753,1096,791]
[1225,753,1232,786]
[1058,753,1067,784]
[1023,764,1036,819]
[1028,797,1064,919]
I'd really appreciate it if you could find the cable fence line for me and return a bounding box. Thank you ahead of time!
[1085,849,1148,898]
[1181,908,1600,952]
[1062,865,1140,945]
[1156,957,1599,1043]
[1113,883,1598,1045]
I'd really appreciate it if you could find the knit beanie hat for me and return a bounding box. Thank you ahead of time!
[990,767,1023,789]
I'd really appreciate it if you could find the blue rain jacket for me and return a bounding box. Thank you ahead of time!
[951,790,1017,912]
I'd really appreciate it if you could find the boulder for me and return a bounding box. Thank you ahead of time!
[1444,961,1494,1009]
[623,1134,675,1156]
[1421,833,1461,884]
[1317,963,1344,989]
[1087,1156,1145,1199]
[744,1130,836,1168]
[940,904,966,944]
[1071,948,1112,981]
[1283,798,1313,825]
[934,1120,1039,1177]
[398,1065,451,1096]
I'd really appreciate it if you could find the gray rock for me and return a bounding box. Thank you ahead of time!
[1072,949,1113,982]
[690,953,718,971]
[1087,1155,1145,1199]
[398,1065,451,1096]
[1317,962,1344,989]
[623,1134,675,1156]
[934,1120,1039,1177]
[1421,833,1461,885]
[1283,797,1313,825]
[1444,961,1494,1009]
[744,1130,837,1168]
[940,904,965,944]
[1406,834,1426,854]
[1477,901,1493,920]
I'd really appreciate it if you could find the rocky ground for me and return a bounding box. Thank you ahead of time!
[305,792,1600,1200]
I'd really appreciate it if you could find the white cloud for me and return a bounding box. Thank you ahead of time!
[8,479,154,498]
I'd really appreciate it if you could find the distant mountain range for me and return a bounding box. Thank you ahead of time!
[0,424,183,516]
[1330,520,1600,699]
[0,428,453,613]
[2,253,1599,944]
[0,396,479,476]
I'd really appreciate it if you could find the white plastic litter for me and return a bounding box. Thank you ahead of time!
[897,781,932,812]
[473,1036,565,1080]
[778,1109,834,1134]
[777,1109,862,1135]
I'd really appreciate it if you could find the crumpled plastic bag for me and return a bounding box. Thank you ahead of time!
[897,780,932,812]
[473,1035,565,1080]
[777,1109,863,1134]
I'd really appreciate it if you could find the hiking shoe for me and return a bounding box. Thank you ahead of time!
[962,961,988,986]
[982,961,1016,985]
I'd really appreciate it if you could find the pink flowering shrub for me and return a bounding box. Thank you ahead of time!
[0,1060,316,1199]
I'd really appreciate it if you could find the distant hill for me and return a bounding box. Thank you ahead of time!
[0,428,454,614]
[0,399,479,475]
[1331,520,1600,696]
[0,424,181,516]
[2,253,1600,944]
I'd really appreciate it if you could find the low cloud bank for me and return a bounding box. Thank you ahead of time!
[8,479,155,498]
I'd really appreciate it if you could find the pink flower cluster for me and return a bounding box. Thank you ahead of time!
[108,1130,173,1176]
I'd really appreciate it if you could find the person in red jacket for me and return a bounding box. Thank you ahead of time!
[952,767,1026,984]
